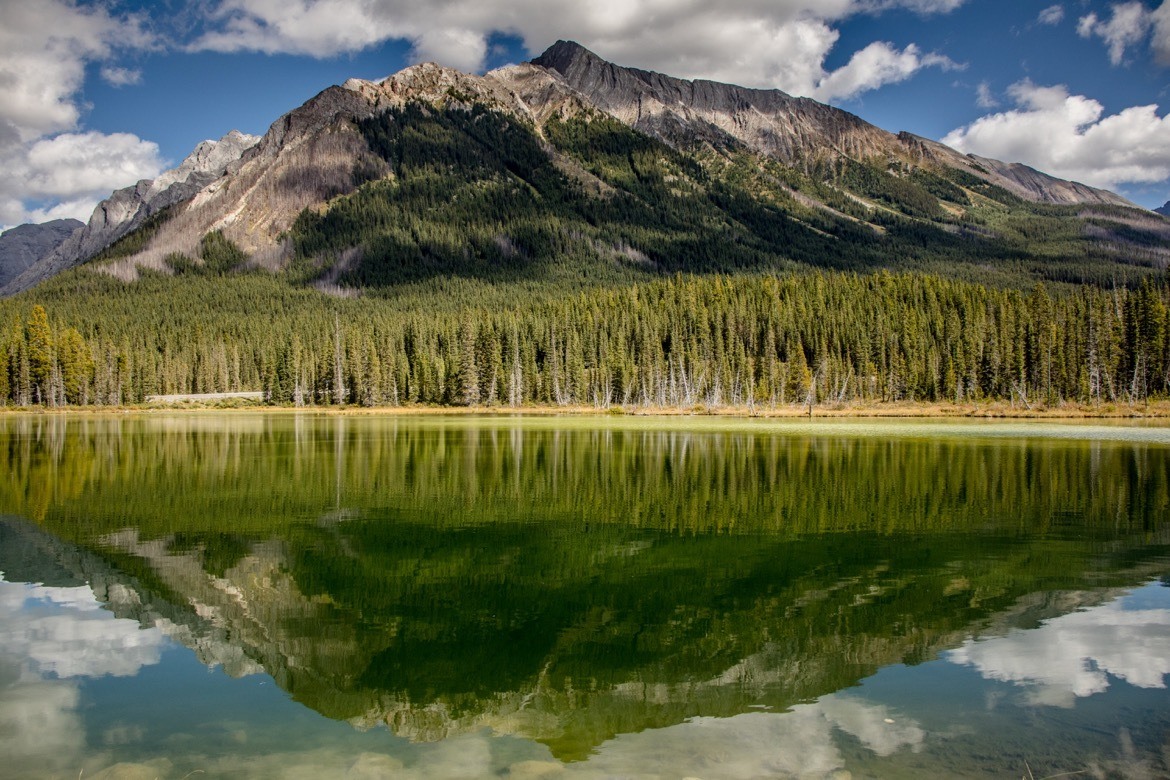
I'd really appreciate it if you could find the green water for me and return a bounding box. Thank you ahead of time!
[1,413,1168,779]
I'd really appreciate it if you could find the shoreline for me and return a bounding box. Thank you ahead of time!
[3,400,1170,419]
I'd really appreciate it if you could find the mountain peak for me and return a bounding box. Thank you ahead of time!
[1156,201,1170,217]
[532,40,601,71]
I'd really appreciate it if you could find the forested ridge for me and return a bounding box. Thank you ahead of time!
[2,102,1169,409]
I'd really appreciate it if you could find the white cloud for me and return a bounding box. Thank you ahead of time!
[1077,2,1153,65]
[101,65,143,87]
[942,79,1170,190]
[1038,5,1065,25]
[0,575,170,777]
[23,133,164,200]
[0,0,153,142]
[0,0,160,228]
[976,81,998,108]
[413,28,490,74]
[812,41,958,102]
[192,0,962,98]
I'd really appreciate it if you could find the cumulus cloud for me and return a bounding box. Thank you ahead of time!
[23,133,163,200]
[191,0,961,98]
[942,79,1170,190]
[812,41,958,101]
[948,583,1170,709]
[0,0,153,142]
[0,0,161,228]
[1038,5,1065,25]
[1077,2,1153,65]
[0,677,87,776]
[0,575,174,777]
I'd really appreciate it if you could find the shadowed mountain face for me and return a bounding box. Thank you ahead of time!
[4,42,1165,297]
[2,415,1169,761]
[1157,201,1170,217]
[0,219,81,288]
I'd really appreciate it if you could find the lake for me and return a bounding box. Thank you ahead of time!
[1,413,1168,779]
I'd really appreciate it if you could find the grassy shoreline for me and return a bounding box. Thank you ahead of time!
[3,399,1170,419]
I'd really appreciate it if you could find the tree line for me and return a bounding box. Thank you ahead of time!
[2,270,1167,409]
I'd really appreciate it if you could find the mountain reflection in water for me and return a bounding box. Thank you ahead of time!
[0,413,1168,778]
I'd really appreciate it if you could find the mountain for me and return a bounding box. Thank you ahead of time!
[3,41,1165,298]
[3,130,259,295]
[529,41,1130,208]
[1157,201,1170,216]
[0,219,82,289]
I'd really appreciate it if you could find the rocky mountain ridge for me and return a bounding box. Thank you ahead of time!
[527,41,1132,208]
[0,41,1153,296]
[1157,201,1170,217]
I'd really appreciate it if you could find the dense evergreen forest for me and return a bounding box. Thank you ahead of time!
[1,269,1167,408]
[2,102,1169,410]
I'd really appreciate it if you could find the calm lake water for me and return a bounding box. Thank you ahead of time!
[1,413,1169,779]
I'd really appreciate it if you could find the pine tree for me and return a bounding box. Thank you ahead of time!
[58,327,93,405]
[0,342,9,405]
[25,305,53,405]
[458,318,480,406]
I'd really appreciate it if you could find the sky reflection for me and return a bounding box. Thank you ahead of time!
[0,575,171,777]
[948,581,1170,708]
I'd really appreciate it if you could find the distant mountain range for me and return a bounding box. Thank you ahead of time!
[0,219,82,290]
[2,40,1168,297]
[1156,201,1170,217]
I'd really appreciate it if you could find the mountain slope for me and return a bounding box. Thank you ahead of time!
[1157,201,1170,217]
[0,219,82,289]
[2,41,1165,298]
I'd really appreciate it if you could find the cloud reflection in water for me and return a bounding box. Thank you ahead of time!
[948,582,1170,708]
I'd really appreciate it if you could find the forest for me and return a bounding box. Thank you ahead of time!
[1,269,1167,409]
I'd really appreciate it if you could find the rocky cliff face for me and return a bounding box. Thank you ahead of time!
[522,41,1132,208]
[1156,201,1170,217]
[526,40,906,164]
[0,219,82,289]
[2,131,260,295]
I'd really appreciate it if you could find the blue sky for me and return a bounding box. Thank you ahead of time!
[2,0,1169,230]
